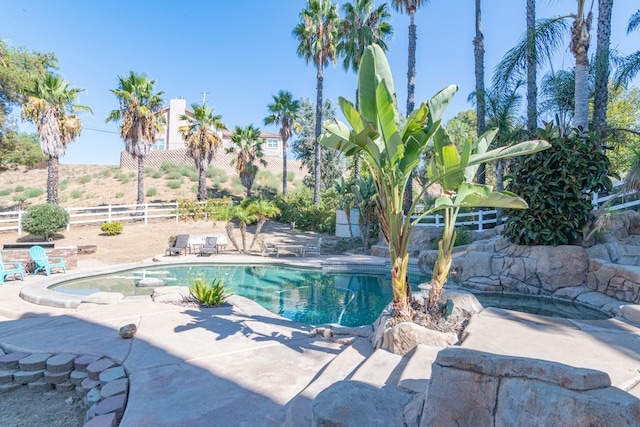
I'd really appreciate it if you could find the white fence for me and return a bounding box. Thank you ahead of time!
[0,182,638,235]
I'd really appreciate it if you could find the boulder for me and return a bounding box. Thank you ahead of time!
[421,348,640,427]
[379,321,457,356]
[312,380,415,427]
[136,278,165,287]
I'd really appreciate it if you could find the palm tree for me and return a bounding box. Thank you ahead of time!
[495,1,593,130]
[473,0,486,184]
[615,9,640,88]
[227,125,267,197]
[21,72,91,204]
[592,0,613,133]
[179,102,226,200]
[392,0,430,211]
[526,0,537,135]
[293,0,340,206]
[338,0,393,179]
[264,91,301,197]
[106,71,164,206]
[246,199,280,250]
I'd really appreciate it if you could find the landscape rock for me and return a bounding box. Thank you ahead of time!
[82,292,124,305]
[119,324,137,339]
[379,321,457,356]
[136,278,165,287]
[312,380,414,427]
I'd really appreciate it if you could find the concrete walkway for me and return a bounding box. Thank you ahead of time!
[2,253,640,425]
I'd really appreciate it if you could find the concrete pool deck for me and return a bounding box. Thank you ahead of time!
[1,253,640,425]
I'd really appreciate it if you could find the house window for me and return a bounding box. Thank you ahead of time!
[151,138,166,151]
[266,138,279,149]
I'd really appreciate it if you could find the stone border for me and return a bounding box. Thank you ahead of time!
[0,348,128,426]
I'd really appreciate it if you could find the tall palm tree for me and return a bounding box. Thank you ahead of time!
[495,1,593,130]
[179,102,226,200]
[473,0,486,184]
[615,9,640,88]
[338,0,393,179]
[293,0,340,206]
[21,72,91,204]
[227,125,267,197]
[106,71,164,206]
[264,90,301,197]
[592,0,613,133]
[526,0,537,135]
[392,0,429,211]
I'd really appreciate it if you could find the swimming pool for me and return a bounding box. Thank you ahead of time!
[52,264,428,327]
[51,264,612,326]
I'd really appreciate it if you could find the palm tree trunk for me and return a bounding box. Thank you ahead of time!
[526,0,538,136]
[474,0,487,185]
[137,156,145,207]
[226,222,240,252]
[282,138,288,197]
[572,7,592,130]
[197,165,207,200]
[404,12,417,213]
[249,218,267,251]
[46,155,59,204]
[593,0,613,134]
[314,65,324,206]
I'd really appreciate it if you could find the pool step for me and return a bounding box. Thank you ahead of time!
[285,340,443,426]
[284,337,374,427]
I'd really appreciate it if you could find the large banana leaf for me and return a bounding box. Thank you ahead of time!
[468,140,550,166]
[376,81,403,167]
[427,85,458,128]
[358,44,396,128]
[463,128,498,183]
[338,97,366,134]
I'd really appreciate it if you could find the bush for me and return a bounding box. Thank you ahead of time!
[70,190,83,199]
[14,185,24,192]
[59,179,69,191]
[23,187,44,198]
[77,175,92,184]
[275,189,335,233]
[0,189,11,196]
[167,179,183,189]
[504,124,612,246]
[432,227,472,249]
[115,172,130,183]
[22,204,69,240]
[189,277,232,306]
[146,188,158,197]
[100,221,123,236]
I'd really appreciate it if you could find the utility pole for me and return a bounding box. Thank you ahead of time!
[201,91,207,105]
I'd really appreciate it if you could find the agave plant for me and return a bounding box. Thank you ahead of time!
[189,277,232,307]
[321,44,550,317]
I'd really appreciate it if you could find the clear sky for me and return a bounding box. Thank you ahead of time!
[1,1,638,166]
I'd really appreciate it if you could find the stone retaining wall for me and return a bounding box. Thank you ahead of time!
[0,348,127,426]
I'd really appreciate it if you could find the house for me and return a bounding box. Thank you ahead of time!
[151,98,283,158]
[119,98,308,183]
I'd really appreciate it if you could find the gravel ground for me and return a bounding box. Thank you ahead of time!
[0,387,85,427]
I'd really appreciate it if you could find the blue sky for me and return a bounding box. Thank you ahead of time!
[1,1,638,165]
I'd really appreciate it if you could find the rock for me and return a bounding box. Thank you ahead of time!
[460,251,494,281]
[380,321,457,356]
[422,348,640,427]
[312,380,414,427]
[443,290,484,316]
[151,286,191,303]
[119,324,137,339]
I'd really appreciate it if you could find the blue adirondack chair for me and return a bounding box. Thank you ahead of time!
[0,252,24,284]
[29,245,66,276]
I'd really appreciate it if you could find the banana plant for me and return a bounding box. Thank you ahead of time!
[321,44,550,317]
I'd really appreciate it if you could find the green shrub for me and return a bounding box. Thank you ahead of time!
[23,187,44,199]
[152,170,163,179]
[115,192,125,198]
[77,175,92,184]
[22,204,69,240]
[0,189,11,196]
[504,124,612,246]
[207,167,229,183]
[167,179,183,189]
[275,189,335,233]
[189,277,232,306]
[146,188,158,197]
[115,172,130,183]
[96,168,114,179]
[14,185,24,192]
[100,221,123,236]
[59,179,69,191]
[432,227,473,249]
[70,190,84,199]
[12,195,26,204]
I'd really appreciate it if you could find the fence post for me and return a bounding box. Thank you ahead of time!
[17,210,22,236]
[144,204,148,225]
[435,214,440,227]
[108,205,112,222]
[478,210,484,231]
[66,208,71,231]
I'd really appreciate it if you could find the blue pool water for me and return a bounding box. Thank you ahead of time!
[51,264,611,326]
[52,264,427,327]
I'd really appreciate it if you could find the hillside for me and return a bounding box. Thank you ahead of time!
[0,162,307,211]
